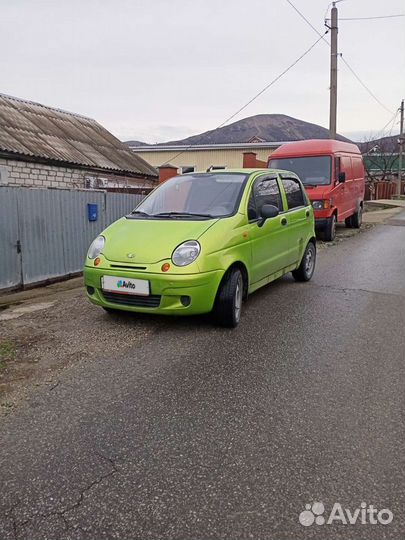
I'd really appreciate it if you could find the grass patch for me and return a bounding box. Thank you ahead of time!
[0,340,16,370]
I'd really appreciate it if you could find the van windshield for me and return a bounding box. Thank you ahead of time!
[269,156,332,186]
[131,172,248,219]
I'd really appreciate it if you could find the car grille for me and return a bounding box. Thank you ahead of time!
[102,291,161,308]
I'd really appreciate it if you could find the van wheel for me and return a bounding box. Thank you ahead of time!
[292,241,316,282]
[351,206,363,228]
[214,268,243,328]
[322,214,336,241]
[345,216,353,228]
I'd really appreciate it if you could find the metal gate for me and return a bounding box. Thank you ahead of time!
[0,188,22,289]
[0,187,144,291]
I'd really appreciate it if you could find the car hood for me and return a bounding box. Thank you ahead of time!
[304,185,332,199]
[102,216,218,264]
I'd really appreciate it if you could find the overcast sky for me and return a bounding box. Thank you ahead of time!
[1,0,404,143]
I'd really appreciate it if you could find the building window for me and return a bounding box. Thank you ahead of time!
[210,166,226,170]
[181,166,195,174]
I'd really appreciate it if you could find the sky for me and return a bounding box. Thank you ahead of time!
[1,0,404,143]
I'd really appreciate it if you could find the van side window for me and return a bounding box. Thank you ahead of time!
[335,157,341,181]
[281,177,306,209]
[248,176,282,221]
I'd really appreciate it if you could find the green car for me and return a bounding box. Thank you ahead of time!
[84,169,316,327]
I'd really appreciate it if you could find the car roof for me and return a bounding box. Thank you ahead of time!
[270,139,361,157]
[186,168,274,175]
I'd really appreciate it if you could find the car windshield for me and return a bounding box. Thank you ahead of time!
[131,172,248,219]
[269,156,332,186]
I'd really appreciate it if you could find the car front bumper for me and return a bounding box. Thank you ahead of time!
[84,266,224,315]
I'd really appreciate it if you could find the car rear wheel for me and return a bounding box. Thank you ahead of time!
[345,215,353,228]
[214,268,243,328]
[292,241,316,282]
[351,205,363,228]
[322,214,336,241]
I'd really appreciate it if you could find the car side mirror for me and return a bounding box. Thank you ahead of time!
[258,204,279,227]
[338,171,346,183]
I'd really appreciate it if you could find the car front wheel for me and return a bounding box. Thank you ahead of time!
[214,268,243,328]
[292,241,316,282]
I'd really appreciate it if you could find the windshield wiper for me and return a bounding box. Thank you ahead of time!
[152,212,214,219]
[130,210,151,216]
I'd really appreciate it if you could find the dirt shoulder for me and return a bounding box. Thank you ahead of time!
[0,285,158,415]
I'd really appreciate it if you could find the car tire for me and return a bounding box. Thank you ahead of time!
[351,205,363,228]
[345,215,353,228]
[292,241,316,282]
[322,214,336,241]
[214,268,243,328]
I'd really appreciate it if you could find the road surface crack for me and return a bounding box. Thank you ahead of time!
[10,451,119,537]
[309,283,403,298]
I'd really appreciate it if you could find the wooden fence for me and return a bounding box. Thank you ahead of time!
[365,180,405,200]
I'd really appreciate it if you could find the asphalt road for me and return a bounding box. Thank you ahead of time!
[1,220,404,540]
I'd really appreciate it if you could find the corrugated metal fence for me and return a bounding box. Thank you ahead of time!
[0,186,144,291]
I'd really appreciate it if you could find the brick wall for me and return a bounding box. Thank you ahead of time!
[0,157,156,190]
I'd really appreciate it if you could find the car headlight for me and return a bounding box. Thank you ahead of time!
[312,200,324,210]
[172,240,201,267]
[87,235,105,259]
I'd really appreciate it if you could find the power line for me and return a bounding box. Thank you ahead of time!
[160,31,327,166]
[380,109,399,135]
[339,56,394,114]
[339,14,405,20]
[286,0,329,43]
[285,0,395,115]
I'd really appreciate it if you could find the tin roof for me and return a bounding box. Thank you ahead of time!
[127,141,284,152]
[0,94,157,178]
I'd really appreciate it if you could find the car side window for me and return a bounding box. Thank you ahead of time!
[281,177,306,210]
[248,176,282,220]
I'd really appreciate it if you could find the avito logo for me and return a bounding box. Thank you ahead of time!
[299,502,393,526]
[117,279,136,290]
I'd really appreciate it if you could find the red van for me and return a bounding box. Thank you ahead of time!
[268,140,365,241]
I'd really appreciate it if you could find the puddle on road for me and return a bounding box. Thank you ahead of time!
[0,302,55,321]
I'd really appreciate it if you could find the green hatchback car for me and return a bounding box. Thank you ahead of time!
[84,169,316,327]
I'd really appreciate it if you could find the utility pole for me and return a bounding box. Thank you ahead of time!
[329,3,338,139]
[397,99,404,197]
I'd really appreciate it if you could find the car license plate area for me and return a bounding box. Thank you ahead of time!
[102,275,150,296]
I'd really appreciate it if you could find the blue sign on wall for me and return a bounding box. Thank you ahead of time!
[87,203,98,221]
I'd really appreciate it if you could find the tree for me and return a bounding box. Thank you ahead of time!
[360,135,399,182]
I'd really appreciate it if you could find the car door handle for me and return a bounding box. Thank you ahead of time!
[306,210,310,217]
[281,217,288,226]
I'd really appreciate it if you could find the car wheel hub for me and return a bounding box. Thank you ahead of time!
[234,276,242,322]
[305,246,315,275]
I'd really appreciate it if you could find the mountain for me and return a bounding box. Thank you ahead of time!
[124,114,350,147]
[160,114,350,145]
[357,134,400,154]
[123,140,148,146]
